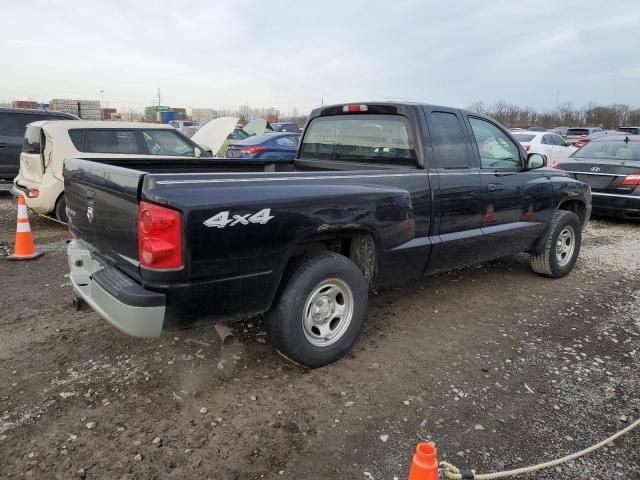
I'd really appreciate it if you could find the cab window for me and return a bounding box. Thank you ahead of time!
[429,112,470,169]
[299,114,416,166]
[469,117,521,169]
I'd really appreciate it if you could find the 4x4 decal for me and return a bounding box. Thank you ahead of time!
[204,209,274,228]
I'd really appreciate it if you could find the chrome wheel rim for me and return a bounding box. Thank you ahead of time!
[556,225,576,267]
[302,278,354,347]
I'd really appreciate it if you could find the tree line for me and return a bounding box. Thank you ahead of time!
[215,105,308,126]
[467,101,640,130]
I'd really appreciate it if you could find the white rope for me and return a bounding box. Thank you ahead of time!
[441,417,640,479]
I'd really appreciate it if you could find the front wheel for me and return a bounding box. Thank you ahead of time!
[530,210,582,278]
[265,252,368,368]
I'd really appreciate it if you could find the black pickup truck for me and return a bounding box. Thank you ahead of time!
[64,102,591,367]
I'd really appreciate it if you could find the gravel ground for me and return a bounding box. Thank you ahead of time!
[0,193,638,480]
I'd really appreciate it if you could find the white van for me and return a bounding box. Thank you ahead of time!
[12,121,208,222]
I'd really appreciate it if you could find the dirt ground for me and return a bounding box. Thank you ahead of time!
[0,192,638,480]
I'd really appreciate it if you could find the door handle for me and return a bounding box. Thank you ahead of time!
[486,183,504,192]
[0,143,8,149]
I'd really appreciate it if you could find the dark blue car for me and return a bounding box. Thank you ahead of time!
[225,132,299,159]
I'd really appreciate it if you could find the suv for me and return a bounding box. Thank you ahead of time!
[0,108,78,181]
[13,121,209,222]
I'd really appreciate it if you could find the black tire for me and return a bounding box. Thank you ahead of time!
[54,195,68,223]
[530,210,582,278]
[265,252,368,368]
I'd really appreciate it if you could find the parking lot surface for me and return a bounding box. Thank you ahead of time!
[0,193,639,479]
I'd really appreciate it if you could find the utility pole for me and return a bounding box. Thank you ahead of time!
[555,88,560,110]
[157,88,162,107]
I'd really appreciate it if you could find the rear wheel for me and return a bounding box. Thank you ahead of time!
[530,210,581,278]
[265,252,368,368]
[54,195,68,223]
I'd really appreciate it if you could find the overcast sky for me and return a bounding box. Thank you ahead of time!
[3,0,639,114]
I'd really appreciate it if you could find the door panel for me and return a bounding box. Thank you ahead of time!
[466,116,553,259]
[422,107,484,270]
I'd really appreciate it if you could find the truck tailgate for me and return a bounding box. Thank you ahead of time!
[64,158,143,279]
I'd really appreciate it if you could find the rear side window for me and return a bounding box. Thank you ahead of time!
[85,130,143,154]
[300,114,416,166]
[429,112,470,169]
[0,112,33,137]
[541,135,554,145]
[69,130,84,150]
[142,130,195,156]
[275,136,298,146]
[551,134,567,146]
[22,125,42,153]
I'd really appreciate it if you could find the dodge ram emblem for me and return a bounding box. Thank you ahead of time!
[87,206,94,223]
[590,167,601,172]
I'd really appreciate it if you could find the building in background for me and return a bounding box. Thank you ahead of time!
[101,107,117,120]
[12,100,39,109]
[78,100,101,120]
[49,99,80,116]
[191,108,216,124]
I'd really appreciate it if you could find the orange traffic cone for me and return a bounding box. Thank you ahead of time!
[7,196,43,261]
[408,443,439,480]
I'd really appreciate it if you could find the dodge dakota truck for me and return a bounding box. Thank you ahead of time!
[64,102,591,367]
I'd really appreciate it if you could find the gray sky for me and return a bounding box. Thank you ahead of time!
[3,0,639,113]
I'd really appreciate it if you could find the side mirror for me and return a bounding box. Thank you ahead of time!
[526,153,546,170]
[194,147,202,158]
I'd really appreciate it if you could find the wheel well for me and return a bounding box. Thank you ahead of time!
[558,200,587,225]
[288,232,377,287]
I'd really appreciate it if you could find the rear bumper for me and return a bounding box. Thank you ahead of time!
[68,239,166,337]
[12,178,61,215]
[591,192,640,220]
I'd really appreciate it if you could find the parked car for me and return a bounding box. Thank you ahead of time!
[616,126,640,135]
[12,121,209,222]
[565,127,603,146]
[572,130,620,149]
[225,133,299,159]
[64,102,590,368]
[271,122,300,133]
[551,126,570,136]
[526,126,547,132]
[556,135,640,220]
[511,131,576,165]
[0,108,78,181]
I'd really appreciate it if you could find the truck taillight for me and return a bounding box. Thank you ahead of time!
[138,201,182,269]
[622,173,640,186]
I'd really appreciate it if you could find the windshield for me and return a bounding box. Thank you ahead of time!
[573,140,640,161]
[512,134,536,142]
[299,114,416,166]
